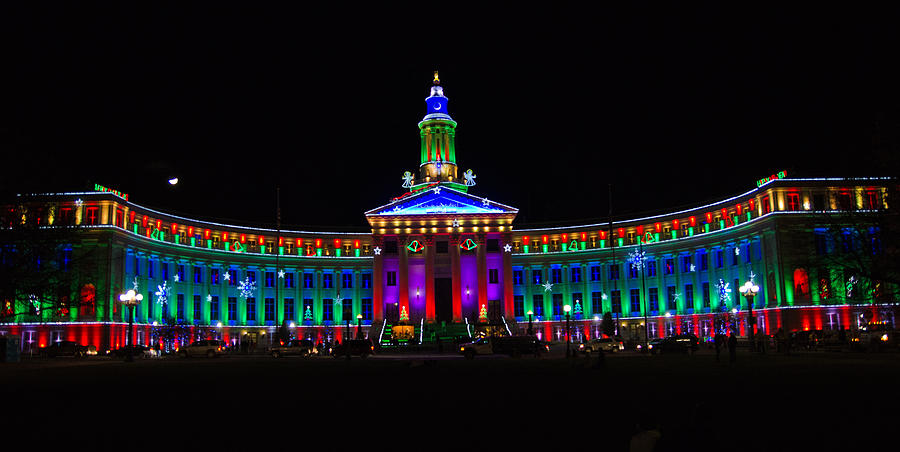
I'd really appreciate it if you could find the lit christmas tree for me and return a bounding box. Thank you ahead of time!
[303,305,313,321]
[479,304,488,322]
[399,306,409,323]
[573,300,583,316]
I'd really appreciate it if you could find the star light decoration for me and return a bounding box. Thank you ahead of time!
[74,198,83,207]
[433,186,442,194]
[238,277,256,299]
[223,271,231,281]
[278,269,285,279]
[481,197,490,206]
[334,293,343,306]
[373,246,382,255]
[503,244,512,252]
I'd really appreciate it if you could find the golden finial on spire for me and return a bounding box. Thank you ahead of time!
[433,71,440,85]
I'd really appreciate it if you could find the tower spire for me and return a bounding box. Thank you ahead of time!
[416,72,462,191]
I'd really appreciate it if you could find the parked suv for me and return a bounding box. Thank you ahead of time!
[459,335,548,359]
[270,339,317,358]
[331,339,375,358]
[649,334,699,354]
[180,340,226,358]
[41,341,97,358]
[577,337,624,354]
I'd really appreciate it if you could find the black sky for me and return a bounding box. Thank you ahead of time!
[4,3,899,230]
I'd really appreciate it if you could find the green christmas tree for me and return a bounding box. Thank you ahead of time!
[399,306,409,323]
[479,304,488,322]
[574,300,583,316]
[303,305,313,321]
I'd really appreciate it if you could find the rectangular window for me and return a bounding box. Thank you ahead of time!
[630,289,641,313]
[322,274,333,289]
[284,298,294,322]
[322,300,333,322]
[647,260,656,278]
[571,267,581,283]
[591,292,603,314]
[134,257,140,277]
[649,288,659,312]
[193,295,202,321]
[786,192,801,211]
[210,296,219,322]
[532,269,542,285]
[386,271,397,286]
[85,207,99,225]
[147,259,154,279]
[361,298,373,321]
[342,273,353,289]
[161,263,169,281]
[591,266,601,281]
[611,290,622,314]
[304,273,315,288]
[532,294,544,316]
[552,293,563,316]
[551,268,562,284]
[284,272,294,288]
[265,272,275,288]
[572,293,582,312]
[681,255,692,273]
[667,286,677,311]
[665,258,674,275]
[228,297,237,321]
[514,295,524,317]
[715,250,724,269]
[177,294,185,322]
[702,283,711,308]
[265,298,275,321]
[361,274,372,289]
[629,264,639,279]
[211,268,219,285]
[177,265,185,283]
[513,270,523,285]
[246,298,256,321]
[609,264,620,281]
[194,266,202,284]
[762,196,771,214]
[489,269,499,284]
[685,284,694,308]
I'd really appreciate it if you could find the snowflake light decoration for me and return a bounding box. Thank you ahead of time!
[238,277,257,299]
[542,281,554,292]
[628,249,647,270]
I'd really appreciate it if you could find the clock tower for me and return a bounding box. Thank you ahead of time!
[415,71,465,191]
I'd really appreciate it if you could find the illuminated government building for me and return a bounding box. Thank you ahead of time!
[1,74,896,353]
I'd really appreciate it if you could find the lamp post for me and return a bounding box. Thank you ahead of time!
[118,289,143,362]
[740,280,760,349]
[629,244,650,352]
[356,314,363,339]
[526,310,534,336]
[564,304,572,358]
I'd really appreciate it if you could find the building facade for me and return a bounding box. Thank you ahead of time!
[2,75,897,353]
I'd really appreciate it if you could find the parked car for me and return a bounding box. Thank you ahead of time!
[649,334,699,354]
[577,337,624,354]
[331,339,375,358]
[179,340,227,358]
[41,341,97,358]
[106,345,157,359]
[271,339,317,358]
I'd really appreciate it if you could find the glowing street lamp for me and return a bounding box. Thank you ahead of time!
[118,289,143,362]
[356,314,363,339]
[740,280,760,348]
[526,310,534,336]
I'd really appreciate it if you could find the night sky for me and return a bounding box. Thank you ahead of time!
[5,3,899,231]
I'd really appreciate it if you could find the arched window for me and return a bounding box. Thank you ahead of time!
[80,284,96,317]
[793,269,810,297]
